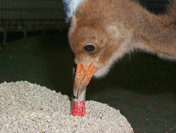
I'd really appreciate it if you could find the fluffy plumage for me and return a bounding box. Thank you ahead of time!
[68,0,176,77]
[62,0,176,97]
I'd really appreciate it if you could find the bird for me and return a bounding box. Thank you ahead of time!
[63,0,176,98]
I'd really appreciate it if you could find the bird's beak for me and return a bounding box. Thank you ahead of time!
[73,61,98,98]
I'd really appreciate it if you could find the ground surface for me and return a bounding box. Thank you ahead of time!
[0,33,175,132]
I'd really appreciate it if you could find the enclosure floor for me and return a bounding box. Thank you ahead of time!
[0,33,175,132]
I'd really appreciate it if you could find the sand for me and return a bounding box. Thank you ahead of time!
[0,81,133,132]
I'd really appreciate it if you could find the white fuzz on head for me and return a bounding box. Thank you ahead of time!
[62,0,84,23]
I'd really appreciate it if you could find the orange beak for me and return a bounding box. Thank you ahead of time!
[73,61,99,98]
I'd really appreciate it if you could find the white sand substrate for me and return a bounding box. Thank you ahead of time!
[0,81,133,132]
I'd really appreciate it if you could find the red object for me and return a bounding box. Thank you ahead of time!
[72,100,86,117]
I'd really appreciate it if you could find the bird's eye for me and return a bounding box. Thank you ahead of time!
[84,45,95,51]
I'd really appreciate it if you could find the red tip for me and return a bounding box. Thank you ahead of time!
[72,100,86,117]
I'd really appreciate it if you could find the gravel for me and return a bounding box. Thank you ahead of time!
[0,81,133,132]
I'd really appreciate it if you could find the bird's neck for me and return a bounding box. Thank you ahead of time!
[123,1,176,59]
[104,0,176,60]
[132,16,176,59]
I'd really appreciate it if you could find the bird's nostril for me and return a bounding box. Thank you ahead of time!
[84,45,95,51]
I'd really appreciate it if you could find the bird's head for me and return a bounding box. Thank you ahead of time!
[68,15,127,98]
